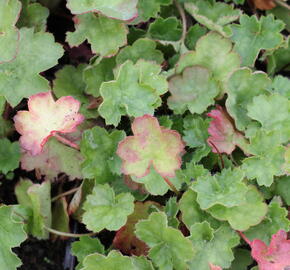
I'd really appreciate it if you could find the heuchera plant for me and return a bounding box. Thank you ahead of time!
[0,0,289,269]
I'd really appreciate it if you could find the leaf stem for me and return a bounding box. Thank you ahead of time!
[275,0,290,10]
[54,133,80,150]
[164,177,180,196]
[208,141,225,169]
[51,187,80,202]
[44,225,97,238]
[174,0,187,45]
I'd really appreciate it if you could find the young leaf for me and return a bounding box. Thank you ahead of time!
[0,205,27,270]
[0,0,21,63]
[185,0,241,37]
[14,91,84,156]
[82,250,136,270]
[207,105,248,155]
[98,61,166,126]
[177,32,240,92]
[192,168,248,209]
[241,230,290,270]
[116,38,164,65]
[71,236,105,270]
[148,17,182,41]
[168,66,220,114]
[0,138,20,174]
[135,212,194,270]
[21,137,83,181]
[188,222,239,270]
[15,179,51,239]
[82,184,135,232]
[247,94,290,143]
[0,28,64,107]
[207,185,268,231]
[117,115,185,178]
[113,201,160,256]
[66,14,127,57]
[244,199,290,244]
[225,68,271,131]
[231,14,284,66]
[80,126,125,183]
[67,0,138,21]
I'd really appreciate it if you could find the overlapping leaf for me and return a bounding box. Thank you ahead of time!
[67,14,127,57]
[0,28,64,106]
[14,91,84,155]
[0,138,20,174]
[231,14,284,66]
[82,184,135,232]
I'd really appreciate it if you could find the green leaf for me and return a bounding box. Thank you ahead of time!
[98,60,166,126]
[0,27,64,107]
[164,197,179,228]
[231,14,285,66]
[188,222,239,270]
[15,179,51,239]
[192,168,248,209]
[179,189,220,230]
[0,205,27,270]
[135,212,194,270]
[168,65,220,114]
[80,126,125,183]
[67,0,138,21]
[116,38,164,65]
[241,131,286,186]
[0,138,20,174]
[82,250,136,270]
[244,198,290,244]
[177,32,240,92]
[17,2,49,32]
[0,0,21,63]
[53,64,98,118]
[148,17,182,41]
[247,94,290,143]
[274,176,290,206]
[207,185,268,231]
[227,248,253,270]
[131,256,155,270]
[51,198,69,237]
[71,236,105,270]
[185,0,241,37]
[83,57,115,97]
[185,24,207,50]
[82,184,135,232]
[66,14,127,57]
[271,75,290,99]
[21,137,83,181]
[225,68,271,131]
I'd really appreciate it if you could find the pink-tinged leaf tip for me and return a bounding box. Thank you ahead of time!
[207,105,246,155]
[117,114,185,178]
[209,263,222,270]
[240,230,290,270]
[14,91,84,156]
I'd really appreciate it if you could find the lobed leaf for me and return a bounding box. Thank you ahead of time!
[0,138,20,174]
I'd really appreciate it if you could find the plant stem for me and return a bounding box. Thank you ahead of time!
[174,0,187,44]
[164,177,180,196]
[51,187,80,202]
[275,0,290,10]
[208,141,225,169]
[44,226,97,238]
[54,133,80,150]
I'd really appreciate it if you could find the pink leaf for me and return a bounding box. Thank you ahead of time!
[14,91,84,155]
[117,115,185,178]
[209,263,222,270]
[240,230,290,270]
[207,105,247,155]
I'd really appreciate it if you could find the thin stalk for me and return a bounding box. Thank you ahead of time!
[275,0,290,10]
[51,187,80,202]
[164,177,180,196]
[238,231,252,246]
[208,141,225,169]
[54,133,80,150]
[174,0,187,44]
[44,226,97,238]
